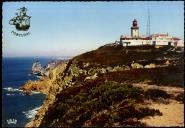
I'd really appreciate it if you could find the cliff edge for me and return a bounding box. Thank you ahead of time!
[23,45,184,127]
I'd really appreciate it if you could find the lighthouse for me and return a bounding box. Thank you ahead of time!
[119,18,183,47]
[131,19,139,37]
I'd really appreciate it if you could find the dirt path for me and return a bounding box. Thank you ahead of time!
[133,83,184,127]
[132,83,184,96]
[140,100,184,127]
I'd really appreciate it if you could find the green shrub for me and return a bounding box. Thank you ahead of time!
[40,81,163,127]
[175,93,184,103]
[144,89,171,101]
[79,111,92,122]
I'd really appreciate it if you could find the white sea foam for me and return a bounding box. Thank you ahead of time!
[28,73,32,76]
[3,87,41,95]
[22,106,41,119]
[30,91,41,95]
[3,87,22,92]
[6,93,15,96]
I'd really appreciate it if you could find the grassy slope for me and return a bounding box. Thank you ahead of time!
[40,81,163,127]
[38,45,184,127]
[73,45,183,66]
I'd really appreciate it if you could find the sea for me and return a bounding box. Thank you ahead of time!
[2,57,70,127]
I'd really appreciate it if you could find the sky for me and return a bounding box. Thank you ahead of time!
[2,1,184,57]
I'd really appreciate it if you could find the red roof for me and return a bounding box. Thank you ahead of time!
[152,34,168,37]
[172,37,180,41]
[141,36,152,40]
[120,36,151,40]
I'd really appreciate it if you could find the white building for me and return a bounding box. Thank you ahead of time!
[150,33,181,46]
[177,39,184,47]
[120,19,184,47]
[120,35,150,46]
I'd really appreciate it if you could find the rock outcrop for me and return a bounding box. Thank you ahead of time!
[32,60,42,74]
[21,61,69,94]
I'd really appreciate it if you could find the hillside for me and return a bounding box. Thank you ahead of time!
[73,45,183,66]
[23,44,184,127]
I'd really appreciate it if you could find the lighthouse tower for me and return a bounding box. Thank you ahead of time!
[131,19,139,38]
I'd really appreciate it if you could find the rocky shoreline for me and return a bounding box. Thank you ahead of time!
[21,45,184,127]
[21,61,69,94]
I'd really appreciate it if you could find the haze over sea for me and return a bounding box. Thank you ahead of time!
[2,57,70,127]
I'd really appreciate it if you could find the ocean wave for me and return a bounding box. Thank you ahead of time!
[30,91,41,94]
[6,93,15,96]
[3,87,41,95]
[22,106,41,119]
[23,91,41,95]
[3,87,23,92]
[28,73,33,76]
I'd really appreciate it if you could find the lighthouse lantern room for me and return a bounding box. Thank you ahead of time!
[131,19,139,37]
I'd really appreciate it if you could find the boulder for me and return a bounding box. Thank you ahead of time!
[131,63,143,69]
[84,73,98,81]
[88,68,97,75]
[83,62,90,68]
[144,63,156,68]
[106,66,113,72]
[165,60,170,65]
[100,68,107,73]
[122,65,130,70]
[112,66,123,71]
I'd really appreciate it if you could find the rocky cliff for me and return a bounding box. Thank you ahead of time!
[23,45,184,127]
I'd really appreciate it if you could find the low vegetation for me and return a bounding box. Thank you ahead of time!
[25,45,184,127]
[144,89,171,101]
[175,93,184,103]
[40,80,164,127]
[102,66,183,87]
[73,45,183,67]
